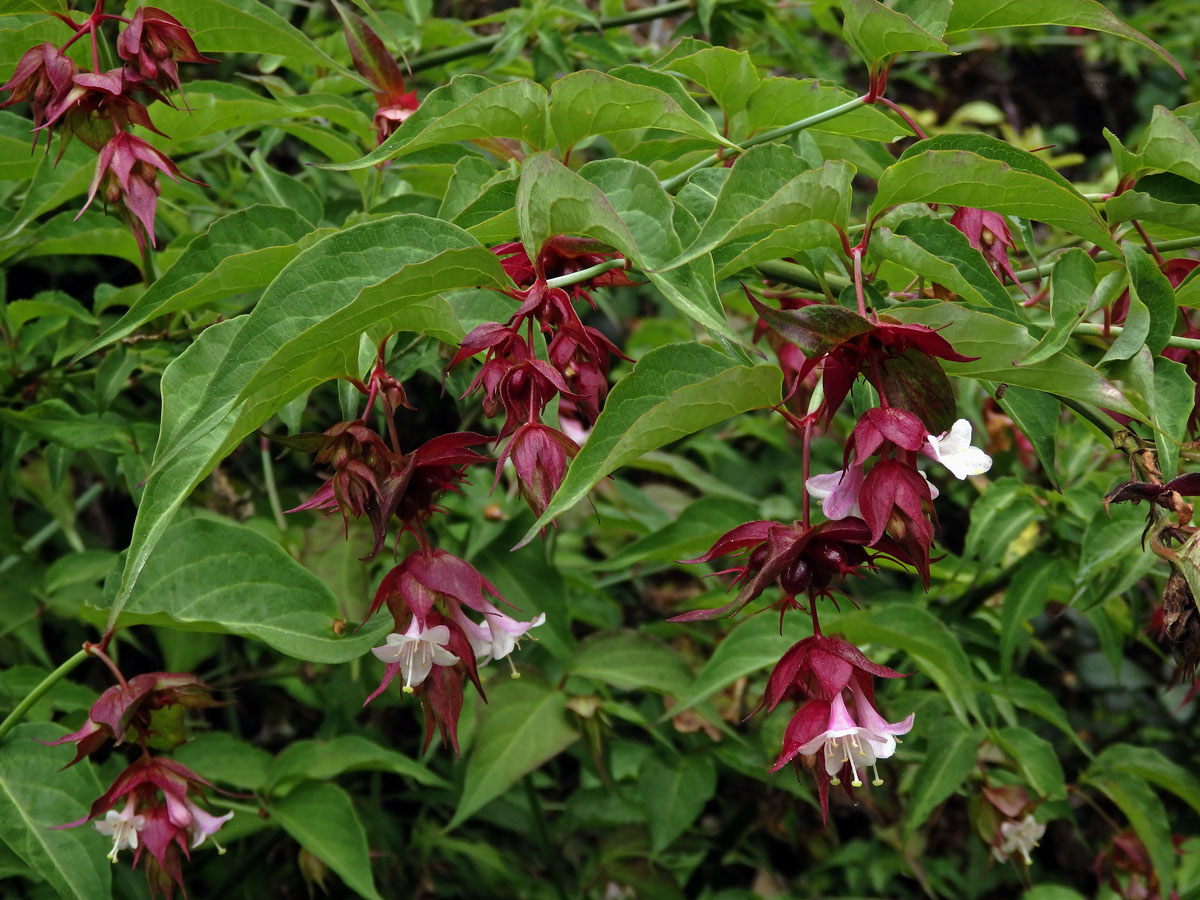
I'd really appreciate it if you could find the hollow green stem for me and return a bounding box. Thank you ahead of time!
[0,648,89,742]
[545,258,628,289]
[661,95,870,193]
[409,0,692,73]
[1074,322,1200,351]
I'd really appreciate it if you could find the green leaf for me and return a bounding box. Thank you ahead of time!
[873,218,1017,315]
[1139,106,1200,183]
[872,150,1119,255]
[837,604,980,724]
[271,781,384,900]
[887,302,1142,419]
[983,677,1090,756]
[653,44,760,126]
[1124,242,1178,357]
[670,147,853,269]
[897,132,1079,193]
[518,154,738,343]
[101,516,390,662]
[999,553,1057,673]
[746,76,908,142]
[1022,887,1087,900]
[77,206,319,358]
[638,753,717,854]
[550,68,733,151]
[904,718,981,834]
[569,631,693,695]
[170,732,272,791]
[151,0,352,75]
[665,612,812,719]
[267,736,448,793]
[1083,770,1174,897]
[1018,248,1095,365]
[593,495,759,571]
[1124,350,1193,481]
[995,725,1066,800]
[993,385,1061,490]
[0,400,133,454]
[116,217,507,617]
[840,0,948,70]
[0,723,110,900]
[519,343,781,542]
[1093,743,1200,818]
[0,127,93,243]
[1076,500,1143,585]
[1106,184,1200,233]
[448,677,579,829]
[321,75,548,170]
[944,0,1181,76]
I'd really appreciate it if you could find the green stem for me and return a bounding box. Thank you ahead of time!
[1074,322,1200,351]
[756,259,851,293]
[260,436,287,532]
[1012,235,1200,281]
[0,648,89,742]
[545,258,627,289]
[0,483,104,576]
[661,95,869,193]
[409,0,693,73]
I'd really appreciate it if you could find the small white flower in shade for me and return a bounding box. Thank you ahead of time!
[484,611,546,661]
[94,801,145,863]
[993,814,1045,865]
[372,618,459,694]
[924,418,993,480]
[183,799,234,852]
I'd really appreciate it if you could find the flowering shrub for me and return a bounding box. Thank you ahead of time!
[3,1,1200,898]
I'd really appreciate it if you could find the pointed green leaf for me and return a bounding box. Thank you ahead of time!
[840,0,948,70]
[549,69,734,151]
[1124,350,1192,481]
[519,343,781,542]
[653,44,760,125]
[993,385,1061,490]
[100,517,390,663]
[448,677,578,829]
[1139,106,1200,183]
[1106,181,1200,233]
[569,631,693,695]
[639,754,717,854]
[321,75,548,170]
[77,206,319,358]
[670,147,853,268]
[1083,770,1174,897]
[1093,743,1200,818]
[746,77,907,142]
[887,302,1142,419]
[995,726,1066,800]
[999,553,1057,672]
[272,781,384,900]
[945,0,1181,77]
[872,150,1119,254]
[150,0,353,76]
[904,718,982,833]
[1124,242,1178,356]
[897,132,1080,193]
[1018,248,1095,365]
[518,154,738,343]
[267,736,448,793]
[0,724,109,900]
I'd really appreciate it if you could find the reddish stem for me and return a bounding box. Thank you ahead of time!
[86,642,128,690]
[878,96,927,140]
[1132,220,1165,265]
[801,418,813,529]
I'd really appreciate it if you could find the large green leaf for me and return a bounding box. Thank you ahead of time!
[837,603,981,724]
[995,726,1066,800]
[272,781,384,900]
[746,76,908,142]
[887,302,1142,419]
[115,217,508,618]
[1093,744,1200,818]
[267,736,448,793]
[517,153,737,344]
[840,0,947,70]
[0,724,109,900]
[322,75,548,170]
[520,343,782,542]
[569,631,693,695]
[665,612,812,719]
[1083,770,1175,897]
[872,150,1119,254]
[945,0,1181,77]
[653,42,760,128]
[669,147,853,269]
[448,677,578,829]
[99,517,390,662]
[1018,248,1095,365]
[77,206,319,358]
[639,753,717,854]
[904,718,981,834]
[151,0,352,75]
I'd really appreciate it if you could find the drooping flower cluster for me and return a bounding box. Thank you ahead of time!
[1,2,214,257]
[452,235,631,517]
[286,342,544,752]
[49,657,230,899]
